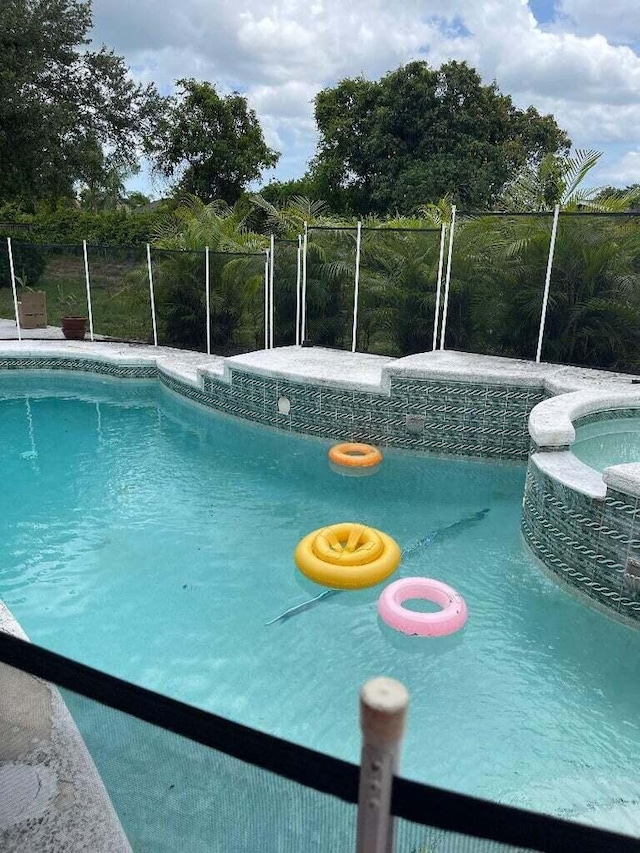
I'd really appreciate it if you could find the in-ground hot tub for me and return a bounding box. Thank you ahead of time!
[572,413,640,473]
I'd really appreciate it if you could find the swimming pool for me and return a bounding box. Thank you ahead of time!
[572,415,640,472]
[1,373,640,840]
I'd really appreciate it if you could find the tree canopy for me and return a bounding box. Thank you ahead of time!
[308,61,571,215]
[149,79,280,205]
[0,0,164,206]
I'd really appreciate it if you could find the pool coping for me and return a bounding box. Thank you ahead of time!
[528,390,640,500]
[0,339,637,392]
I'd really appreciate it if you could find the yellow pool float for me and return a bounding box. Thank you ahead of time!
[295,522,401,589]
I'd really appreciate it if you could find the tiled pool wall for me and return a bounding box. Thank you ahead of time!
[3,351,640,627]
[0,354,546,458]
[0,356,158,380]
[522,409,640,625]
[571,408,640,429]
[190,369,546,459]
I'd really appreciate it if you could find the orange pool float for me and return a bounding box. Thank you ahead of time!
[328,442,383,469]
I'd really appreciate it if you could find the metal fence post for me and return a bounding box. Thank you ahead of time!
[302,222,308,342]
[264,251,269,350]
[351,221,363,353]
[269,234,275,349]
[295,235,302,346]
[432,223,447,351]
[356,677,409,853]
[7,237,22,342]
[146,243,158,347]
[439,205,457,351]
[82,240,95,341]
[205,246,211,355]
[535,204,560,364]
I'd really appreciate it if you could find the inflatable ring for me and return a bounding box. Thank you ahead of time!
[378,577,467,637]
[295,522,401,589]
[328,443,382,469]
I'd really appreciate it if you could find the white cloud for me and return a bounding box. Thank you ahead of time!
[89,0,640,191]
[594,150,640,186]
[557,0,640,45]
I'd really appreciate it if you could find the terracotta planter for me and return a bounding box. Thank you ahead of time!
[61,316,87,341]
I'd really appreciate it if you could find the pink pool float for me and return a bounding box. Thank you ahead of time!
[377,577,468,637]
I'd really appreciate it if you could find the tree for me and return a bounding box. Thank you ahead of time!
[150,79,280,205]
[0,0,164,206]
[309,61,570,215]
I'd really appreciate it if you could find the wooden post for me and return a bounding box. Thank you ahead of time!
[356,677,409,853]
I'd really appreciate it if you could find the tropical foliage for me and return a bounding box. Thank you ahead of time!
[149,196,267,350]
[1,151,639,374]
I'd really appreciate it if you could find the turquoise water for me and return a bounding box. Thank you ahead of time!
[1,374,640,840]
[573,416,640,472]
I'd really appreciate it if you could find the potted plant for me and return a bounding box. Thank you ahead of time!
[57,286,87,340]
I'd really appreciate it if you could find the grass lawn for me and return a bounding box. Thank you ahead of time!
[0,251,154,342]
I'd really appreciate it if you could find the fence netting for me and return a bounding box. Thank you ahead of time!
[442,214,553,361]
[86,245,152,343]
[0,241,266,352]
[0,632,637,853]
[1,212,640,368]
[358,227,442,356]
[305,227,357,350]
[540,212,640,373]
[273,239,299,346]
[0,242,87,333]
[150,248,206,352]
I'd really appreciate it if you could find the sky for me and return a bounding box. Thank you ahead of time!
[89,0,640,199]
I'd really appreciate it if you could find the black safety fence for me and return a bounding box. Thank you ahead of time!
[540,212,640,373]
[150,247,207,352]
[305,227,358,350]
[273,238,300,347]
[442,213,554,361]
[85,244,152,343]
[151,247,267,354]
[0,631,637,853]
[2,212,640,374]
[0,239,266,353]
[0,241,87,329]
[357,226,442,356]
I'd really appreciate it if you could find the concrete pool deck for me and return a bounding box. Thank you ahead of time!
[0,604,131,852]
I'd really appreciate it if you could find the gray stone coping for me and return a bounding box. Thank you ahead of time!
[0,339,226,388]
[528,389,640,502]
[384,349,554,387]
[0,340,637,399]
[0,604,131,852]
[528,389,640,449]
[529,451,607,500]
[603,463,640,499]
[223,346,394,392]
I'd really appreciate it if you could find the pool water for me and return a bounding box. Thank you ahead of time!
[1,374,640,839]
[572,416,640,472]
